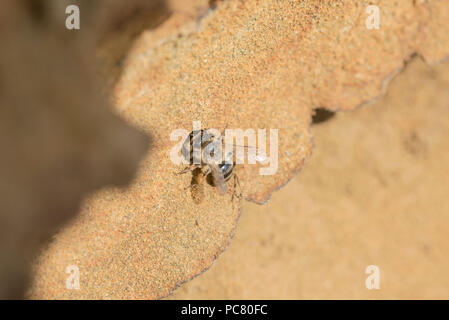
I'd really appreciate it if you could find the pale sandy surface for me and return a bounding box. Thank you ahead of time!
[29,0,449,299]
[169,58,449,299]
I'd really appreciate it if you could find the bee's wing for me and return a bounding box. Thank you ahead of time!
[209,163,228,195]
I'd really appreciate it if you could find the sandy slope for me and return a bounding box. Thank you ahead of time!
[169,58,449,299]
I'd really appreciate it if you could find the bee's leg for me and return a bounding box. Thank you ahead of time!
[175,164,199,175]
[231,174,242,202]
[184,184,195,190]
[201,165,211,177]
[177,166,202,191]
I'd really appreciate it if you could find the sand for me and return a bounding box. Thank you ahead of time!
[169,57,449,299]
[27,0,449,299]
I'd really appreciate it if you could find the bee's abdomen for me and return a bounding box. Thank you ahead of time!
[219,162,233,181]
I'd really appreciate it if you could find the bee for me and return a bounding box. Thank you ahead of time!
[178,129,239,197]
